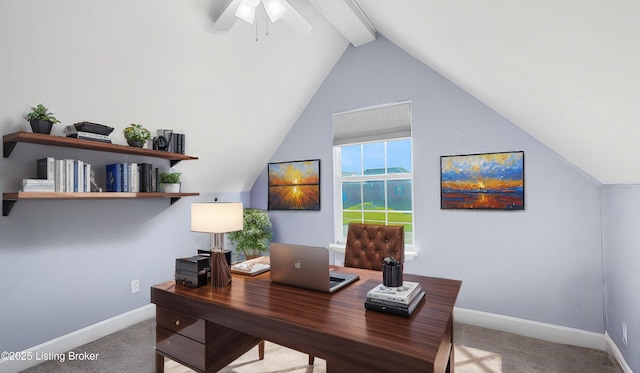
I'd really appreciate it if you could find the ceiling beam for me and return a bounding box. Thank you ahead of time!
[212,0,241,31]
[310,0,376,47]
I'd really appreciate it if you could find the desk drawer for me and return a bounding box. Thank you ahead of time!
[156,326,205,372]
[156,305,205,343]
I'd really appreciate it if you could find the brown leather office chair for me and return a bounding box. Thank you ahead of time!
[344,222,405,270]
[301,223,406,365]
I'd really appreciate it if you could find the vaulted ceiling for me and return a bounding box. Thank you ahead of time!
[351,1,639,185]
[2,1,637,192]
[195,0,639,187]
[310,0,638,185]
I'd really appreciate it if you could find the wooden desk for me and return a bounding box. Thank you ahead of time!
[151,267,461,373]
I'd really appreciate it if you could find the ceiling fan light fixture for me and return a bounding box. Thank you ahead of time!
[244,0,261,7]
[235,2,256,24]
[263,0,286,23]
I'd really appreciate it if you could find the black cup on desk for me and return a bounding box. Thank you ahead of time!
[382,257,402,287]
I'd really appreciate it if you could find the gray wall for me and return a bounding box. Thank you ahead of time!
[251,35,605,333]
[0,136,247,353]
[602,185,640,370]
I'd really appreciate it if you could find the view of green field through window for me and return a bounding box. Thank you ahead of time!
[339,138,413,244]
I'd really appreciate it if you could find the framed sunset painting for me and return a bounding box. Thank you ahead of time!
[268,159,320,210]
[440,151,524,210]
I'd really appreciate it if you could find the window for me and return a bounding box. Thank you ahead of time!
[332,101,414,247]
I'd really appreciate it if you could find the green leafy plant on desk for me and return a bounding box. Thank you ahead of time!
[228,208,273,259]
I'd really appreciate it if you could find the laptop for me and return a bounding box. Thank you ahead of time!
[270,243,359,293]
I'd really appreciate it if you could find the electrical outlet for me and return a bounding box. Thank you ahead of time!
[622,323,628,345]
[131,279,140,294]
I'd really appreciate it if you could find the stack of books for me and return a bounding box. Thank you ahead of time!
[31,157,92,192]
[64,122,114,143]
[364,281,426,317]
[105,163,158,192]
[22,179,55,192]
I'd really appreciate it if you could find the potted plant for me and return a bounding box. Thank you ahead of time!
[159,172,181,193]
[24,103,61,134]
[228,208,273,259]
[123,123,151,147]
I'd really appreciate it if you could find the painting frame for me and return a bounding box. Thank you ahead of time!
[440,151,524,210]
[268,159,321,211]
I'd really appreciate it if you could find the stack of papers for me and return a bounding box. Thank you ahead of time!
[231,256,271,276]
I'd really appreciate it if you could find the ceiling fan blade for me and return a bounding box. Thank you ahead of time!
[264,0,286,22]
[279,0,313,35]
[212,0,243,31]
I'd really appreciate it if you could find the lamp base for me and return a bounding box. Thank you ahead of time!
[210,251,232,288]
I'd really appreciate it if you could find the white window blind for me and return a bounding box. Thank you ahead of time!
[332,100,412,145]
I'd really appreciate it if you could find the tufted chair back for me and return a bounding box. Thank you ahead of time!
[344,223,404,271]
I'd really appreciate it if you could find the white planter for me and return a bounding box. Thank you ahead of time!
[161,183,180,193]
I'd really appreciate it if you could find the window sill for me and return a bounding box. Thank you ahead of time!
[328,243,418,261]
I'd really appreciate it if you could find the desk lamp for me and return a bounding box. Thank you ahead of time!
[191,202,243,288]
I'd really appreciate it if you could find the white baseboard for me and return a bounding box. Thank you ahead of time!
[0,304,155,373]
[454,307,606,351]
[605,331,633,373]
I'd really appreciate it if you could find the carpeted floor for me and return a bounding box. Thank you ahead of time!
[20,318,621,373]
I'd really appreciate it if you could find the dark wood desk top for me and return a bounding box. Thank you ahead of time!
[152,267,461,373]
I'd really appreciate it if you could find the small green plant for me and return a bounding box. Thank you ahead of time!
[123,123,151,143]
[228,208,273,258]
[24,103,60,123]
[159,172,181,184]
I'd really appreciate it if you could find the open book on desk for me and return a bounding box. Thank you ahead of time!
[231,256,270,276]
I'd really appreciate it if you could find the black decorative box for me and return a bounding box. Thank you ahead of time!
[175,256,209,288]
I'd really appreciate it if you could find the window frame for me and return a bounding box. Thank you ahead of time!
[332,138,416,258]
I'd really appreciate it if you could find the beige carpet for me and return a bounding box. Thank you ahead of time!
[21,319,622,373]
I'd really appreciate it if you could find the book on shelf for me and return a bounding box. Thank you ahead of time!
[138,163,151,192]
[366,281,422,305]
[36,157,55,180]
[23,179,55,186]
[66,131,112,143]
[151,167,158,192]
[105,163,122,192]
[231,256,270,276]
[173,132,185,154]
[22,179,55,192]
[65,159,74,193]
[55,159,64,192]
[74,160,84,192]
[33,157,92,193]
[22,187,56,192]
[84,163,91,192]
[122,162,129,192]
[129,163,138,192]
[364,290,426,317]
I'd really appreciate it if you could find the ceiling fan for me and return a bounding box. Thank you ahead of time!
[212,0,312,35]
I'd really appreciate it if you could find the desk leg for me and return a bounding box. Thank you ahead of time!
[258,340,265,360]
[446,315,455,373]
[155,352,164,373]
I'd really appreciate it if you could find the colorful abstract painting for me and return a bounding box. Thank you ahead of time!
[441,151,524,210]
[268,159,320,210]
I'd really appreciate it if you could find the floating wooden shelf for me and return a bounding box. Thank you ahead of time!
[2,131,200,216]
[3,132,198,166]
[2,192,199,216]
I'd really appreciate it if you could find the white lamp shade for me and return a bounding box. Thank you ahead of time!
[235,2,256,24]
[264,0,286,22]
[191,202,244,233]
